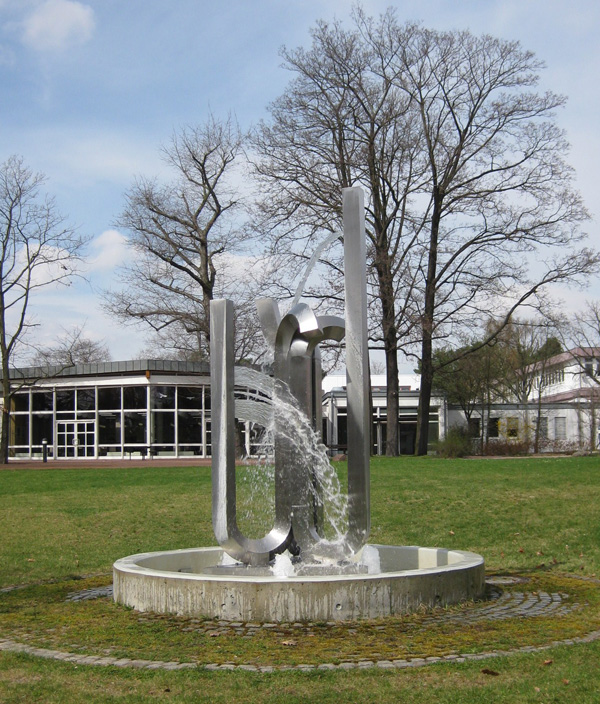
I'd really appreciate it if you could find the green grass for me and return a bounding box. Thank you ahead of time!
[1,455,600,702]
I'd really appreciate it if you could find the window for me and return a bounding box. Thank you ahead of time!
[152,411,175,444]
[554,416,566,440]
[506,417,519,438]
[10,415,28,445]
[468,418,481,438]
[11,393,29,412]
[99,413,121,445]
[98,387,121,410]
[32,391,53,411]
[56,390,75,412]
[178,411,202,444]
[487,417,499,438]
[124,412,146,443]
[32,415,53,445]
[123,386,146,410]
[151,386,175,409]
[177,386,203,409]
[77,388,95,411]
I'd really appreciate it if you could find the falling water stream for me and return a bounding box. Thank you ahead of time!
[234,366,349,546]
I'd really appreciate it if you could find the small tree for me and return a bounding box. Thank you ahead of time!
[0,156,86,463]
[31,324,110,366]
[105,115,259,362]
[432,340,503,454]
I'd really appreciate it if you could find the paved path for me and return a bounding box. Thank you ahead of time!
[1,578,598,673]
[1,457,211,470]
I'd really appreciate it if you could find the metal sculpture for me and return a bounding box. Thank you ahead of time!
[210,187,370,566]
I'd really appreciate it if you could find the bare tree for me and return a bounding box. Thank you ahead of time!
[0,155,87,463]
[376,19,596,453]
[251,13,427,455]
[105,115,258,362]
[31,324,110,366]
[135,290,264,364]
[567,301,600,355]
[252,8,597,454]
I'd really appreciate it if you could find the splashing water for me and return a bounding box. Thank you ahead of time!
[271,552,296,577]
[234,367,349,546]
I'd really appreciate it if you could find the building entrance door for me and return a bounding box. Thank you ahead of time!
[56,420,96,458]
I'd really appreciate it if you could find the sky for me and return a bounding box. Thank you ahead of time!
[0,0,599,364]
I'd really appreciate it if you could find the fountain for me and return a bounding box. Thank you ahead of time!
[113,187,485,622]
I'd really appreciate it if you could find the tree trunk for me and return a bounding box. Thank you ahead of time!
[416,347,433,455]
[375,248,400,456]
[0,357,11,464]
[416,194,441,455]
[385,342,399,455]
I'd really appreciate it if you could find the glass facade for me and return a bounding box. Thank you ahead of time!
[7,380,212,460]
[326,400,440,456]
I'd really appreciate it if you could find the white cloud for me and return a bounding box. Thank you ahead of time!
[88,229,129,272]
[21,0,94,52]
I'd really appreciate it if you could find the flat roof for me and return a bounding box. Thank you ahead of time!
[3,359,210,381]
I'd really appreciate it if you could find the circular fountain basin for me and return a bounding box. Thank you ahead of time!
[113,545,485,622]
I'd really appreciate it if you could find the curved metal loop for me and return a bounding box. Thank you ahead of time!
[210,299,292,566]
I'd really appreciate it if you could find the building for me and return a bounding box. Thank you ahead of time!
[4,360,212,460]
[446,347,600,451]
[322,374,446,455]
[4,347,598,460]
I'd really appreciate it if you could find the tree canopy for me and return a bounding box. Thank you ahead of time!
[251,8,597,453]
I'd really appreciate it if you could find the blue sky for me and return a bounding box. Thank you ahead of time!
[0,0,598,362]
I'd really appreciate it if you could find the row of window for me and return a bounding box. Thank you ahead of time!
[8,384,213,458]
[10,385,210,413]
[10,411,210,453]
[537,369,565,388]
[467,416,566,439]
[331,408,439,455]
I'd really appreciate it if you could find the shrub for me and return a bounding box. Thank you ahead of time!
[435,424,473,458]
[481,438,531,456]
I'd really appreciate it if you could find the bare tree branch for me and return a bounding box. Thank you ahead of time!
[0,155,87,463]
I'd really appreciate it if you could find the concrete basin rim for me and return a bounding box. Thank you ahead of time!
[113,544,485,584]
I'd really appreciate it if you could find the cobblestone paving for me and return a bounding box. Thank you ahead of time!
[0,579,596,673]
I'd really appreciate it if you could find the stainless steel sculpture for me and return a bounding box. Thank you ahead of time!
[115,185,485,619]
[210,187,370,566]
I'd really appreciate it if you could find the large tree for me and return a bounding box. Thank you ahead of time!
[0,155,86,463]
[252,8,597,454]
[105,115,259,362]
[251,13,427,455]
[381,21,595,453]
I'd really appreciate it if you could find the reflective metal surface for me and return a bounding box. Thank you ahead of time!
[210,187,370,564]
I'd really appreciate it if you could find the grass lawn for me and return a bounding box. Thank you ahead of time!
[1,455,600,702]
